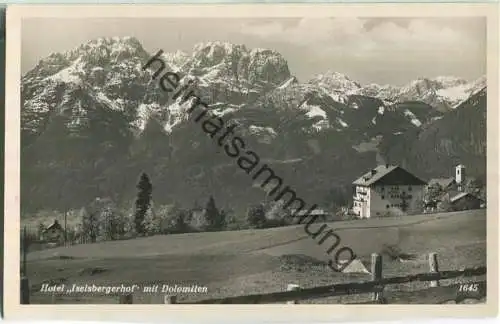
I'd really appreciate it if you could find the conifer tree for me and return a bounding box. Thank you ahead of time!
[204,195,223,231]
[134,172,153,235]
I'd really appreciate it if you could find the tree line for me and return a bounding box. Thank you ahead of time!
[28,172,307,245]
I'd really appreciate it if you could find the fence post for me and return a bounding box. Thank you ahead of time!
[286,284,300,304]
[371,253,383,302]
[164,295,177,304]
[428,252,440,287]
[119,294,133,304]
[20,276,30,304]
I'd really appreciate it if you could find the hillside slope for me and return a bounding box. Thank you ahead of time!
[380,87,487,179]
[26,211,486,304]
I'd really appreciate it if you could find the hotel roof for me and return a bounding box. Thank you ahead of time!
[353,164,427,187]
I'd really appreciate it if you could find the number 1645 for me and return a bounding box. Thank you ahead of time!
[459,283,479,292]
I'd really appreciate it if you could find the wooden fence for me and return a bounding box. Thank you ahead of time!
[176,253,485,304]
[20,252,486,305]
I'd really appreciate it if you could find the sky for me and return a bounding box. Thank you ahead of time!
[21,17,486,86]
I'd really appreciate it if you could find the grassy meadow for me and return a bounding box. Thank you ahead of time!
[25,210,486,304]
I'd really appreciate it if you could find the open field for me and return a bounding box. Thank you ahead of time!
[26,210,486,304]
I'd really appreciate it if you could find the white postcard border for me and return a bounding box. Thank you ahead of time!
[3,3,499,321]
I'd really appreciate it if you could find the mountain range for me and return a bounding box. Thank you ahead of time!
[21,37,487,213]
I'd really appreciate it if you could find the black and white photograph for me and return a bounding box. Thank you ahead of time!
[4,4,497,314]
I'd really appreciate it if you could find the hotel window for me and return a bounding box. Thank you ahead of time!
[386,204,389,209]
[381,195,385,199]
[409,186,412,191]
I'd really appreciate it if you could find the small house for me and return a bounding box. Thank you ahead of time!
[449,192,483,211]
[42,219,64,243]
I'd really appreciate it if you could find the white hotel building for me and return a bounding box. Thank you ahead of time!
[352,164,427,219]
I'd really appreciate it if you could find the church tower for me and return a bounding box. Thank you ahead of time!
[455,164,466,191]
[455,164,466,184]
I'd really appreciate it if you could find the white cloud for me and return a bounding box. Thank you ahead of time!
[240,18,365,45]
[239,18,474,58]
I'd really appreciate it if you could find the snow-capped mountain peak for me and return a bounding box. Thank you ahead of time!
[184,41,291,88]
[161,49,189,72]
[308,71,361,93]
[193,41,247,56]
[64,36,149,68]
[379,75,485,111]
[23,36,150,84]
[21,36,486,142]
[432,75,468,88]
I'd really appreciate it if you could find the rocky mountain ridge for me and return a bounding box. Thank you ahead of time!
[21,37,487,213]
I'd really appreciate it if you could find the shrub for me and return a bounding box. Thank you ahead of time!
[65,227,77,244]
[143,201,162,236]
[224,209,246,231]
[80,202,100,243]
[157,204,192,234]
[99,200,126,240]
[171,208,191,234]
[190,209,210,231]
[425,183,444,203]
[246,204,266,229]
[78,198,127,242]
[264,200,289,228]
